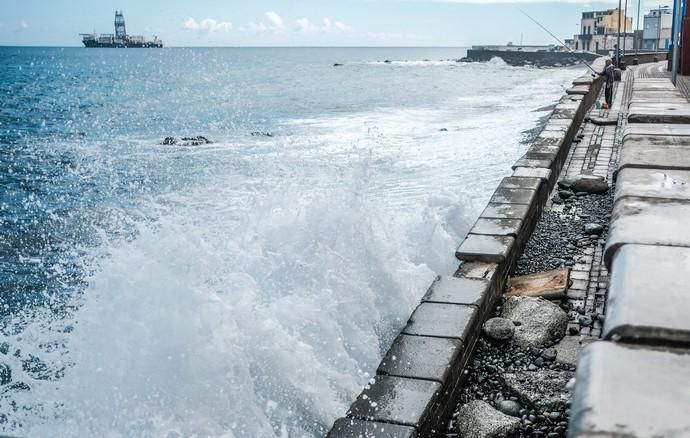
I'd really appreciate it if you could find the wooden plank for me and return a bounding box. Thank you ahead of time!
[504,268,570,299]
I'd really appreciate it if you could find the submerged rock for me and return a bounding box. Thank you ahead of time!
[484,317,515,341]
[501,297,568,347]
[456,400,521,438]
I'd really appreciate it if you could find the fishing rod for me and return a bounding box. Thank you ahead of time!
[519,9,600,75]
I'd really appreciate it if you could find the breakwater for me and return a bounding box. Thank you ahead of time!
[326,57,609,437]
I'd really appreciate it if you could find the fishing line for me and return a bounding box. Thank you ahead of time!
[519,9,599,75]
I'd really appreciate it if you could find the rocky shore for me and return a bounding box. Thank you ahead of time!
[447,174,614,438]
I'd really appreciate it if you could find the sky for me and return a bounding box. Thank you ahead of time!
[0,0,673,47]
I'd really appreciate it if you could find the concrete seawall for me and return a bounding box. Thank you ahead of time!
[327,58,610,437]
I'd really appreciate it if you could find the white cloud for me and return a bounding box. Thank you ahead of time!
[183,17,232,32]
[20,19,28,29]
[295,17,354,35]
[265,11,285,31]
[246,21,269,32]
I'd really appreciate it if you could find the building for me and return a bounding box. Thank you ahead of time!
[573,9,634,53]
[642,7,672,50]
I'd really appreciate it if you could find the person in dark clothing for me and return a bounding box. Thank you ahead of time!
[599,58,615,108]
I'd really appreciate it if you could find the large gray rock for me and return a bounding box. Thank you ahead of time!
[571,175,609,194]
[456,400,520,438]
[502,369,575,410]
[501,297,568,347]
[483,317,515,341]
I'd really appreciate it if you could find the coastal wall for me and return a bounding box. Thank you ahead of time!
[326,58,608,437]
[465,49,599,67]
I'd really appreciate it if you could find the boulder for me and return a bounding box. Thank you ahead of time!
[570,175,609,194]
[501,297,568,347]
[456,400,521,438]
[483,317,515,341]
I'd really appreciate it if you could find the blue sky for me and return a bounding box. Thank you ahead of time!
[0,0,670,46]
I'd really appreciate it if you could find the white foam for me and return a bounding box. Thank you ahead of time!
[0,62,579,437]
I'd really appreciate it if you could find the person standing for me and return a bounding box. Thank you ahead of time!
[599,58,615,108]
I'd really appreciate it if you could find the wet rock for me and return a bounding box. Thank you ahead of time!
[502,369,575,410]
[162,136,213,145]
[0,363,10,385]
[501,297,568,347]
[456,400,521,437]
[484,317,515,341]
[558,190,574,199]
[180,135,212,145]
[571,175,609,194]
[584,223,604,235]
[439,128,448,132]
[250,132,274,137]
[496,399,522,417]
[542,348,558,362]
[557,180,573,190]
[552,195,564,205]
[333,63,344,67]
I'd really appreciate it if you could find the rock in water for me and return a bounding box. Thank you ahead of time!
[584,223,604,235]
[483,317,515,341]
[501,297,568,347]
[571,175,609,194]
[162,136,177,145]
[456,400,521,438]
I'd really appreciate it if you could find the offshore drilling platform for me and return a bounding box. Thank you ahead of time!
[80,11,163,48]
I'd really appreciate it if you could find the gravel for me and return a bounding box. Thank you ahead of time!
[449,187,615,437]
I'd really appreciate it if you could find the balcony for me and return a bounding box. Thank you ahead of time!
[579,34,593,40]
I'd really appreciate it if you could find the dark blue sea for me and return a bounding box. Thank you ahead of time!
[0,47,577,437]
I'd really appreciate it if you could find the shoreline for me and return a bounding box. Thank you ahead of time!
[327,53,608,437]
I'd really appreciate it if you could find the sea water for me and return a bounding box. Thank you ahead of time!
[0,47,578,437]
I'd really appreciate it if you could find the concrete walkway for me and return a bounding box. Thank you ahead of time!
[568,62,690,437]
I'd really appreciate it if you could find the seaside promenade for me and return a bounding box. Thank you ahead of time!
[328,58,690,437]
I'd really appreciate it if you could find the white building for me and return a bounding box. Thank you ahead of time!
[642,7,672,50]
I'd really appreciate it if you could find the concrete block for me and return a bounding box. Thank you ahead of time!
[455,234,515,263]
[605,244,690,345]
[512,157,553,170]
[619,135,690,171]
[402,302,478,340]
[566,85,590,95]
[629,96,688,105]
[498,176,542,191]
[377,334,463,384]
[480,203,529,220]
[623,124,690,140]
[512,167,551,182]
[328,418,417,438]
[479,203,529,220]
[573,76,594,86]
[551,109,577,119]
[628,105,690,124]
[470,217,522,237]
[605,197,690,267]
[616,167,690,201]
[422,275,488,307]
[569,342,690,437]
[347,375,441,428]
[490,187,536,205]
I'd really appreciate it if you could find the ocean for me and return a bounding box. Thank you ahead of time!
[0,47,578,437]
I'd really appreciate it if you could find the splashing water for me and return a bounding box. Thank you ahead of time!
[0,47,578,436]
